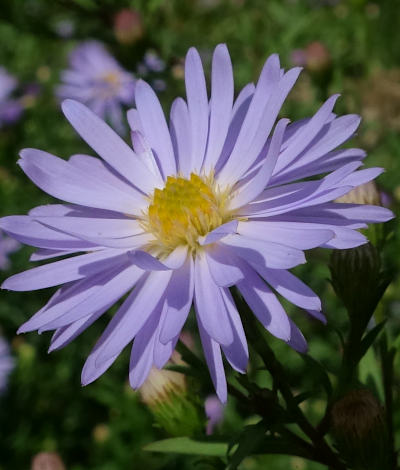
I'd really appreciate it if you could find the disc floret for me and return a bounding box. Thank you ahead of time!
[145,173,232,253]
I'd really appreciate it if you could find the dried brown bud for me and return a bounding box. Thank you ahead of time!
[331,389,389,470]
[332,389,383,439]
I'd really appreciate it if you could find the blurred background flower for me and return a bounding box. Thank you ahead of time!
[113,9,144,45]
[136,50,166,92]
[56,41,135,134]
[53,19,75,39]
[0,67,23,128]
[0,335,14,393]
[0,229,20,270]
[0,0,399,468]
[31,452,66,470]
[205,394,225,435]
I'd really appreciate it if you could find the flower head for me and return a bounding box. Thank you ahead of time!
[1,44,393,402]
[0,336,14,393]
[0,67,23,128]
[56,41,135,133]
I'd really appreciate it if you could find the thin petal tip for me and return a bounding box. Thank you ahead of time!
[17,323,32,334]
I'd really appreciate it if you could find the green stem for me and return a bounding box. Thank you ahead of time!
[379,335,397,469]
[338,323,361,392]
[243,309,347,470]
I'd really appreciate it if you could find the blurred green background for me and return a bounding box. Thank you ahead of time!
[0,0,400,468]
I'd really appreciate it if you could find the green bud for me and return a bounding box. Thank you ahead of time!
[139,366,203,437]
[330,242,384,327]
[330,389,390,470]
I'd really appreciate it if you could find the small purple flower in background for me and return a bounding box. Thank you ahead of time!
[290,42,331,73]
[53,19,75,39]
[151,79,166,92]
[290,49,307,68]
[0,230,20,270]
[136,50,166,92]
[205,395,225,434]
[143,51,166,73]
[57,41,135,134]
[1,44,393,402]
[0,67,23,128]
[0,336,14,393]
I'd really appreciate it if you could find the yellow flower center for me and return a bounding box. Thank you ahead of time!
[144,173,232,253]
[102,71,121,86]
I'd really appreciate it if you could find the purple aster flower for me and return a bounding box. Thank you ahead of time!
[56,41,135,134]
[0,336,14,393]
[0,230,20,270]
[1,45,393,402]
[0,67,23,128]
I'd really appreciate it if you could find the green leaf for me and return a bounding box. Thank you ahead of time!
[294,391,315,404]
[176,341,206,371]
[301,355,333,397]
[227,422,312,469]
[359,347,384,401]
[227,423,267,469]
[143,437,228,457]
[72,0,97,10]
[357,320,386,362]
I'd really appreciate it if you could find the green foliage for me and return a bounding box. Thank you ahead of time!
[0,0,400,469]
[144,437,228,457]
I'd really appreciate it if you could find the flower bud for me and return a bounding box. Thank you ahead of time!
[336,181,381,206]
[331,178,390,322]
[330,389,389,470]
[31,452,65,470]
[330,242,383,325]
[337,181,386,247]
[139,352,203,436]
[140,365,186,408]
